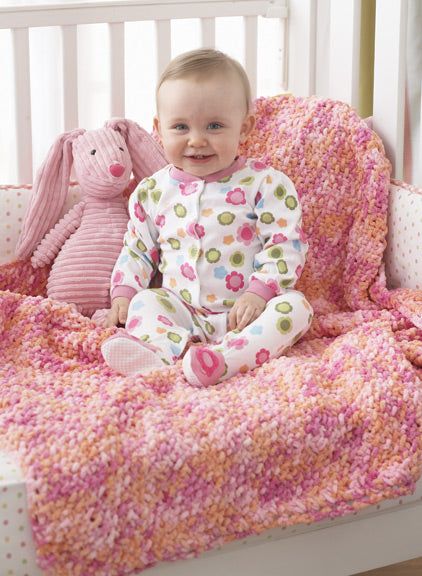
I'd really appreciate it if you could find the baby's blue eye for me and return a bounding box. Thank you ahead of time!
[174,124,188,131]
[208,122,223,130]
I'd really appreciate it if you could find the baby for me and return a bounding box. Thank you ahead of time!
[101,48,313,386]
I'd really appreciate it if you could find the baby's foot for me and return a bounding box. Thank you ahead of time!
[182,346,226,387]
[101,333,165,376]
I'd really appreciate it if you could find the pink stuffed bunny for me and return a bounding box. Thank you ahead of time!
[15,119,167,318]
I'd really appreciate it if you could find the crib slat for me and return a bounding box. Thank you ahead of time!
[372,0,407,180]
[286,0,316,96]
[155,19,171,77]
[109,22,125,117]
[419,81,422,187]
[12,27,33,183]
[61,25,78,131]
[328,0,361,108]
[201,17,215,48]
[244,16,258,99]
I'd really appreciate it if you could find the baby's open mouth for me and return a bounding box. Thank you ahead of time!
[186,154,214,161]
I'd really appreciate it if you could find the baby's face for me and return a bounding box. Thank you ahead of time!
[154,71,254,178]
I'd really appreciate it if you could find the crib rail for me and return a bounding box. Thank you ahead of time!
[0,0,288,183]
[0,0,419,185]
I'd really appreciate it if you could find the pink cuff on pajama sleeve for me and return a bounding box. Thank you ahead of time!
[245,278,277,302]
[111,285,138,301]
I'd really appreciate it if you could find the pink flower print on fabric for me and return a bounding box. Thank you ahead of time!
[225,271,244,292]
[180,181,199,196]
[227,337,249,350]
[150,248,160,264]
[127,316,142,332]
[255,348,270,365]
[272,232,288,243]
[134,275,144,288]
[157,314,173,326]
[237,223,255,246]
[181,263,196,281]
[196,348,223,377]
[113,270,124,285]
[155,214,166,227]
[251,160,267,171]
[296,225,307,243]
[226,188,246,205]
[187,223,205,239]
[134,202,146,222]
[295,265,303,278]
[254,190,262,204]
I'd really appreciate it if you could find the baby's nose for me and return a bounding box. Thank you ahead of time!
[109,163,125,177]
[188,132,207,147]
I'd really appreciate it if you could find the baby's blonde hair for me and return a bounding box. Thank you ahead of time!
[156,48,252,111]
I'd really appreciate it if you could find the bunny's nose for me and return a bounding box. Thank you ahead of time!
[109,163,125,177]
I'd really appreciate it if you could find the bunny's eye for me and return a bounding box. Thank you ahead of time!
[119,147,124,151]
[90,149,96,155]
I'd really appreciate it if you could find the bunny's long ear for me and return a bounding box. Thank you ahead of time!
[15,128,84,259]
[106,118,167,182]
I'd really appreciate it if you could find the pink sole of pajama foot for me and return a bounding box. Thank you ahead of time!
[101,336,165,376]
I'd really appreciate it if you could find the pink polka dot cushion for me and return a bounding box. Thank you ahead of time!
[0,184,81,265]
[385,181,422,290]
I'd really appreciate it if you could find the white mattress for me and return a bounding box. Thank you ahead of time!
[0,450,421,576]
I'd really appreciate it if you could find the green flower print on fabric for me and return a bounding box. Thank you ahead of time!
[157,297,176,313]
[140,335,150,342]
[180,289,192,303]
[285,195,298,210]
[127,249,141,260]
[275,301,293,314]
[218,212,236,225]
[174,204,187,218]
[137,189,148,203]
[260,212,275,225]
[277,260,288,274]
[218,175,232,183]
[223,299,235,308]
[136,239,147,252]
[151,189,162,204]
[167,332,182,343]
[205,248,221,263]
[204,321,215,335]
[280,278,294,287]
[230,251,245,267]
[189,246,199,260]
[274,184,287,200]
[268,246,283,259]
[239,176,254,185]
[277,316,292,334]
[145,178,156,189]
[168,238,181,250]
[151,288,169,297]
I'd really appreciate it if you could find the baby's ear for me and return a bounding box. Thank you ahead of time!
[240,113,255,142]
[153,116,161,135]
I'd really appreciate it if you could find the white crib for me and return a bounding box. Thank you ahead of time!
[0,1,421,575]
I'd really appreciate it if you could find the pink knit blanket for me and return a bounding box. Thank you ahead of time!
[1,95,422,576]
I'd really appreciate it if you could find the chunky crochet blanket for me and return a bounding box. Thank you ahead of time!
[1,95,422,576]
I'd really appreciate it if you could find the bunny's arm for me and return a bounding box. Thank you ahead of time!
[31,201,85,268]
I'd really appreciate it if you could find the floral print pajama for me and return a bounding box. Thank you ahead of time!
[107,156,312,381]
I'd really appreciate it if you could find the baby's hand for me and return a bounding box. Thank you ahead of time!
[106,297,130,327]
[228,292,266,331]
